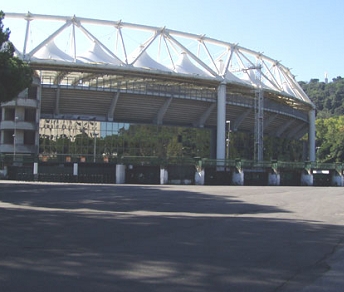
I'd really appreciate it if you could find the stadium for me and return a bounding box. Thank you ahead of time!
[0,12,316,172]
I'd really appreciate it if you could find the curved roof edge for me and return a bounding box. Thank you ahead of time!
[5,12,314,107]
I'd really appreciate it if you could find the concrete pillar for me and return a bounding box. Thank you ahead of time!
[116,164,126,184]
[301,171,313,186]
[73,163,78,176]
[308,109,316,162]
[232,170,244,185]
[0,166,8,178]
[195,169,205,185]
[73,163,78,182]
[216,82,226,161]
[268,172,280,186]
[33,162,38,175]
[331,172,344,186]
[33,162,38,180]
[35,78,41,156]
[160,168,168,185]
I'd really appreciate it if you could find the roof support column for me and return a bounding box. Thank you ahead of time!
[155,97,173,125]
[107,91,120,121]
[308,109,316,162]
[54,86,60,116]
[216,82,226,161]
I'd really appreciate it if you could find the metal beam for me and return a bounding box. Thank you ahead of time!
[193,103,215,127]
[154,97,173,125]
[294,125,308,140]
[107,91,120,121]
[286,123,306,139]
[54,86,60,116]
[263,113,278,130]
[274,120,294,137]
[232,108,252,131]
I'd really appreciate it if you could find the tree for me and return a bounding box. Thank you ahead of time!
[316,116,344,162]
[300,77,344,118]
[0,11,32,103]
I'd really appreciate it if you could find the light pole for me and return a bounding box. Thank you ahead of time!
[243,65,263,162]
[13,116,19,162]
[226,120,231,161]
[93,132,98,163]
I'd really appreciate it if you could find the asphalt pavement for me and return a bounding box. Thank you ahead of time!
[0,181,343,292]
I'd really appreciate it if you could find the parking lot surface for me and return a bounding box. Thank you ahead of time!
[1,181,344,291]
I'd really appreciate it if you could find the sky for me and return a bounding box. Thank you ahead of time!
[1,0,343,82]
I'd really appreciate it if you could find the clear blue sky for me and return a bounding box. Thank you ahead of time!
[2,0,343,82]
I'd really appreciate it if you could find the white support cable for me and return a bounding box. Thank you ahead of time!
[72,21,76,62]
[282,67,313,104]
[222,46,236,77]
[77,22,123,63]
[280,67,300,98]
[115,29,120,55]
[166,33,218,77]
[159,33,176,70]
[164,33,182,57]
[117,27,128,64]
[262,59,283,91]
[200,40,218,75]
[27,20,72,58]
[273,64,284,89]
[129,31,160,65]
[197,41,201,58]
[237,49,256,71]
[23,16,32,57]
[158,33,162,62]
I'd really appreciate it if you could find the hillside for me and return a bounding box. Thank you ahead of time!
[300,77,344,162]
[300,76,344,118]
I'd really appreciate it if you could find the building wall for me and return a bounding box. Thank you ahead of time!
[0,77,40,156]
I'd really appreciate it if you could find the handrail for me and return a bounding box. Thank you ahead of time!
[0,154,343,172]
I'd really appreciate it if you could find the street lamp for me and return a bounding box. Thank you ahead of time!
[13,116,19,162]
[226,120,231,161]
[93,132,98,163]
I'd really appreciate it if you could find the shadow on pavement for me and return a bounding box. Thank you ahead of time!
[0,183,343,292]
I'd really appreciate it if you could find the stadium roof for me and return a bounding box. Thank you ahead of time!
[5,12,313,107]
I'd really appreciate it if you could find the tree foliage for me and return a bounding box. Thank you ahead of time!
[0,11,32,103]
[300,76,344,118]
[39,123,306,162]
[315,116,344,162]
[300,77,344,162]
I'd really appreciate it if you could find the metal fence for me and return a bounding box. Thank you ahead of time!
[1,154,343,185]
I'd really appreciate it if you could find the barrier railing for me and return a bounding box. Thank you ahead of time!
[1,154,343,172]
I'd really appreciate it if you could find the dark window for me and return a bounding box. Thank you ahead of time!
[4,108,15,121]
[28,87,38,100]
[3,130,14,144]
[24,131,35,145]
[25,109,36,122]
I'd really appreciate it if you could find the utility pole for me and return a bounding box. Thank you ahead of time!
[13,116,19,162]
[234,64,264,162]
[254,65,264,163]
[245,64,264,162]
[226,120,231,160]
[93,132,98,163]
